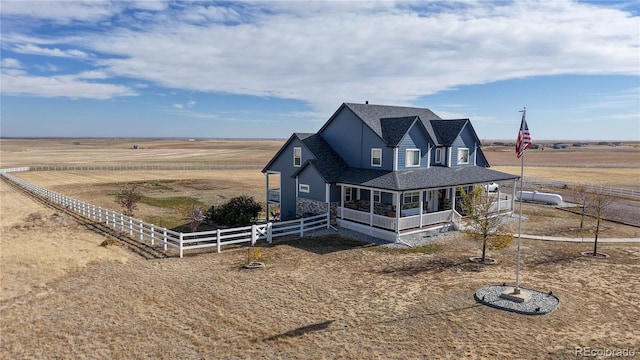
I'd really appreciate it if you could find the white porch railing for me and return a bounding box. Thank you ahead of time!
[339,207,455,232]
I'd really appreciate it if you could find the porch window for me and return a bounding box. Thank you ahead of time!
[299,184,310,193]
[406,149,420,167]
[371,148,382,167]
[345,187,353,202]
[435,147,443,164]
[293,147,302,167]
[403,191,420,204]
[457,148,469,164]
[373,190,381,203]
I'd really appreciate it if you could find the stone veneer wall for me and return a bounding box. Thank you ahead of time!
[296,198,339,225]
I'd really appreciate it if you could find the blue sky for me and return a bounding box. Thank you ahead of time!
[1,0,638,140]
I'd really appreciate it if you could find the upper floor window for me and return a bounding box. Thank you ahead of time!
[457,148,469,164]
[435,148,443,164]
[406,149,420,167]
[293,147,302,167]
[371,148,382,167]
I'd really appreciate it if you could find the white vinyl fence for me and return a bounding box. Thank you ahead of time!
[525,178,639,201]
[1,168,329,258]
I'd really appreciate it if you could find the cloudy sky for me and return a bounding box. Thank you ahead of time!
[1,0,638,140]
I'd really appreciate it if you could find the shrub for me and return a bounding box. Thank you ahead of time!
[207,195,262,226]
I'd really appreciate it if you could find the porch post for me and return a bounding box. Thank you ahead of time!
[340,185,345,219]
[369,190,374,226]
[396,192,401,234]
[419,190,424,228]
[265,173,270,222]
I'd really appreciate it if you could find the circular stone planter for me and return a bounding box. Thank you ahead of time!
[580,251,610,258]
[469,257,497,265]
[475,285,560,315]
[242,262,265,269]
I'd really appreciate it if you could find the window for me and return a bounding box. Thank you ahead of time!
[299,184,310,193]
[405,149,420,167]
[293,147,302,167]
[371,148,382,167]
[373,190,381,203]
[345,187,353,202]
[435,148,443,164]
[403,191,420,204]
[457,148,469,164]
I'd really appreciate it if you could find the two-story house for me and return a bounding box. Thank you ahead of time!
[263,102,519,242]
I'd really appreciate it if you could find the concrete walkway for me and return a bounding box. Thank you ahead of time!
[519,234,640,243]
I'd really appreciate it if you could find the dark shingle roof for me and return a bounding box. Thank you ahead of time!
[380,116,417,146]
[336,166,519,191]
[343,103,441,145]
[294,133,348,182]
[430,119,468,146]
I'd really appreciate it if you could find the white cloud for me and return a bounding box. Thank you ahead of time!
[12,44,90,59]
[0,0,116,23]
[2,1,638,112]
[1,70,137,99]
[173,104,184,109]
[1,58,22,69]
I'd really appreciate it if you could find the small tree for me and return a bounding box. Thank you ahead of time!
[458,185,513,262]
[187,207,205,232]
[587,189,614,256]
[115,184,141,217]
[574,186,590,231]
[207,195,262,226]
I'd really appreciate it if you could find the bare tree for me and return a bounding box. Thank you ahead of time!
[587,189,614,256]
[574,186,590,231]
[458,186,513,263]
[115,184,141,217]
[187,207,205,232]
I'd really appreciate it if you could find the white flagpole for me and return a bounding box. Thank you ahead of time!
[515,106,526,294]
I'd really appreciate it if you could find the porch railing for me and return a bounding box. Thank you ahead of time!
[339,207,454,232]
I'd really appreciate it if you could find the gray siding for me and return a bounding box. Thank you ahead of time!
[320,107,390,170]
[397,124,432,170]
[297,166,327,203]
[263,137,314,220]
[451,126,477,167]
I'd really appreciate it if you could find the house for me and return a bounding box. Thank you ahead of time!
[262,103,519,242]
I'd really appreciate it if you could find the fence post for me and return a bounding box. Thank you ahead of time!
[163,229,168,251]
[251,224,257,246]
[139,219,143,240]
[326,212,330,229]
[179,233,184,258]
[216,229,221,253]
[267,222,273,244]
[129,217,133,236]
[151,225,155,246]
[120,214,124,231]
[300,217,305,237]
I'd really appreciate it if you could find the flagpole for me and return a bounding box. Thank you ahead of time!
[515,106,526,294]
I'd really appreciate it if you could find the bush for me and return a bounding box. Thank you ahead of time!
[207,195,262,226]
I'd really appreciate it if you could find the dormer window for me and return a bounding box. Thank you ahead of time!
[371,148,382,167]
[293,147,302,167]
[406,149,420,167]
[457,148,469,164]
[435,147,443,164]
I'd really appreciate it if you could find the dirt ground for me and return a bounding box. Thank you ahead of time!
[1,139,639,359]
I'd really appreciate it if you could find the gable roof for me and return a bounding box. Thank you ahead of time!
[292,133,348,182]
[336,166,518,191]
[320,103,442,146]
[380,116,417,146]
[430,119,468,146]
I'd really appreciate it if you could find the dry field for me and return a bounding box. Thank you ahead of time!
[1,139,639,359]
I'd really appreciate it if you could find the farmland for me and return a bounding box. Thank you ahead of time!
[1,138,639,359]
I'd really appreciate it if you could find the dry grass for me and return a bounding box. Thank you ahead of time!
[1,139,639,358]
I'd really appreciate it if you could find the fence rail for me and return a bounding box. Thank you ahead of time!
[1,168,329,258]
[524,178,639,201]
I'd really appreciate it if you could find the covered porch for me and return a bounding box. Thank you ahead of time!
[336,182,515,242]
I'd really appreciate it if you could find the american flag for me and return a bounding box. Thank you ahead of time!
[516,108,531,158]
